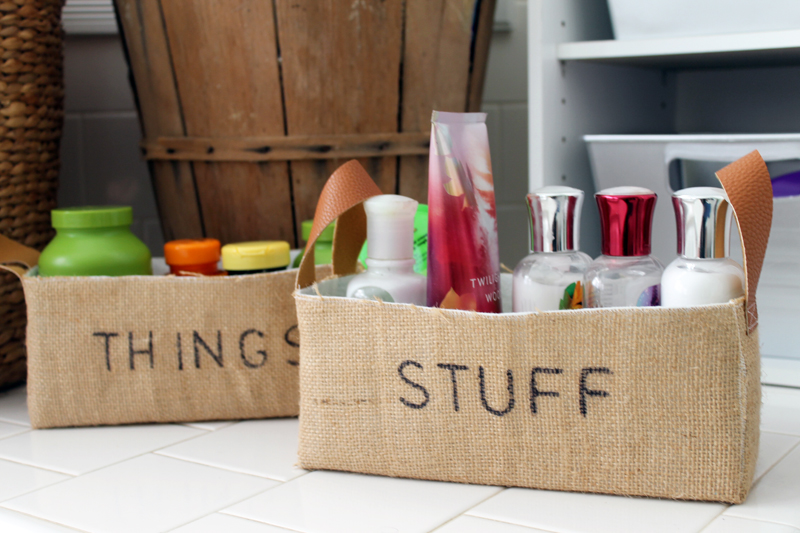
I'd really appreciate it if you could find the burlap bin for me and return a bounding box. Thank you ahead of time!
[293,154,772,504]
[0,235,327,428]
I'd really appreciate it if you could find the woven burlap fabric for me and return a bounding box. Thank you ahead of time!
[22,266,330,428]
[296,278,760,504]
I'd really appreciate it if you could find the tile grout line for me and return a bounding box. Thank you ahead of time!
[0,423,215,478]
[2,450,290,532]
[0,455,76,476]
[0,506,91,532]
[714,514,800,532]
[432,513,564,533]
[153,449,307,483]
[419,487,509,532]
[165,509,308,533]
[0,417,30,428]
[0,418,29,428]
[748,439,800,490]
[173,476,302,531]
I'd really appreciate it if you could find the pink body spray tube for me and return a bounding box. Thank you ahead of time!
[427,111,501,312]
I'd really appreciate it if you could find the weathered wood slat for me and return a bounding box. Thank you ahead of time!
[116,0,496,245]
[275,0,404,230]
[160,0,296,246]
[141,132,430,162]
[398,0,487,204]
[114,0,204,241]
[467,0,498,112]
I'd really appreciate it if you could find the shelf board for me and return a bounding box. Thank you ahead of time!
[557,29,800,69]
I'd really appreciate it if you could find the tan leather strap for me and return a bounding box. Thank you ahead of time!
[715,150,773,334]
[0,232,39,278]
[296,160,383,289]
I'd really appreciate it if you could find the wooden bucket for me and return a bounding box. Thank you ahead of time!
[113,0,496,247]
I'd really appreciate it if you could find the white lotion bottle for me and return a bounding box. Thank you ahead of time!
[346,195,426,305]
[513,186,592,311]
[662,187,745,307]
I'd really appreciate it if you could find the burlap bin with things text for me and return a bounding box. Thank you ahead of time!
[0,236,328,428]
[293,154,772,504]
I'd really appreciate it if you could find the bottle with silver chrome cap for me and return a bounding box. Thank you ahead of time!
[585,186,664,308]
[512,186,592,311]
[661,187,744,307]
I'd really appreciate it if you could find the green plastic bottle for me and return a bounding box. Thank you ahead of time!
[292,219,334,268]
[39,206,152,277]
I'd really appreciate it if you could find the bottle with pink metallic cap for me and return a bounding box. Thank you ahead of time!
[585,186,664,308]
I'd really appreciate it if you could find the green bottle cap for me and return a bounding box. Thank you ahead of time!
[301,219,335,242]
[51,206,133,229]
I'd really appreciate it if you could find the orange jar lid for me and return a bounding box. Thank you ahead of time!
[164,239,221,266]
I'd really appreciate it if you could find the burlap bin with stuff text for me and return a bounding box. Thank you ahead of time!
[293,153,772,504]
[0,235,327,428]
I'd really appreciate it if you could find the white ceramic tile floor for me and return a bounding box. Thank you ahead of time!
[158,419,305,481]
[0,420,28,440]
[0,459,70,502]
[701,515,800,533]
[0,422,204,475]
[433,515,553,532]
[0,507,85,532]
[467,488,727,533]
[223,470,503,533]
[724,443,800,529]
[2,454,277,533]
[0,384,797,532]
[182,420,236,432]
[172,513,298,532]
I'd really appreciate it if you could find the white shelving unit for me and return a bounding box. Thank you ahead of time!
[557,28,800,68]
[527,1,800,369]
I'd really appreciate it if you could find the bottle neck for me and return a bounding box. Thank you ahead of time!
[365,257,415,274]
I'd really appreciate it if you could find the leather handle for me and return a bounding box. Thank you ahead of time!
[296,160,383,289]
[715,150,773,334]
[0,232,40,279]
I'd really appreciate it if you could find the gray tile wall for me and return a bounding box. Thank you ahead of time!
[58,0,529,266]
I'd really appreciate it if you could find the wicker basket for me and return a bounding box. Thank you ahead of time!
[114,0,495,248]
[0,0,63,391]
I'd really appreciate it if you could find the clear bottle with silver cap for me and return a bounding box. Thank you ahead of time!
[661,187,745,307]
[585,186,664,308]
[513,186,592,311]
[346,194,427,305]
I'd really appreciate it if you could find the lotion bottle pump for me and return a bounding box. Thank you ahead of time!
[346,194,427,305]
[585,187,664,308]
[513,186,592,311]
[661,187,744,307]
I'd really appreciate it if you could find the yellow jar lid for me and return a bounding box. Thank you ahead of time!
[221,241,290,271]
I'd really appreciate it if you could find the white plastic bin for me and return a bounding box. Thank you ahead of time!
[585,134,800,360]
[607,0,800,40]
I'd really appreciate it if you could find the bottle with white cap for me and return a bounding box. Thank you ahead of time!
[513,186,592,311]
[346,194,427,305]
[661,187,745,307]
[585,186,664,308]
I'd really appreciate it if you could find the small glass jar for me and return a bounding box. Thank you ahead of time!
[222,241,290,275]
[513,186,591,311]
[39,206,152,277]
[164,238,225,276]
[585,187,663,308]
